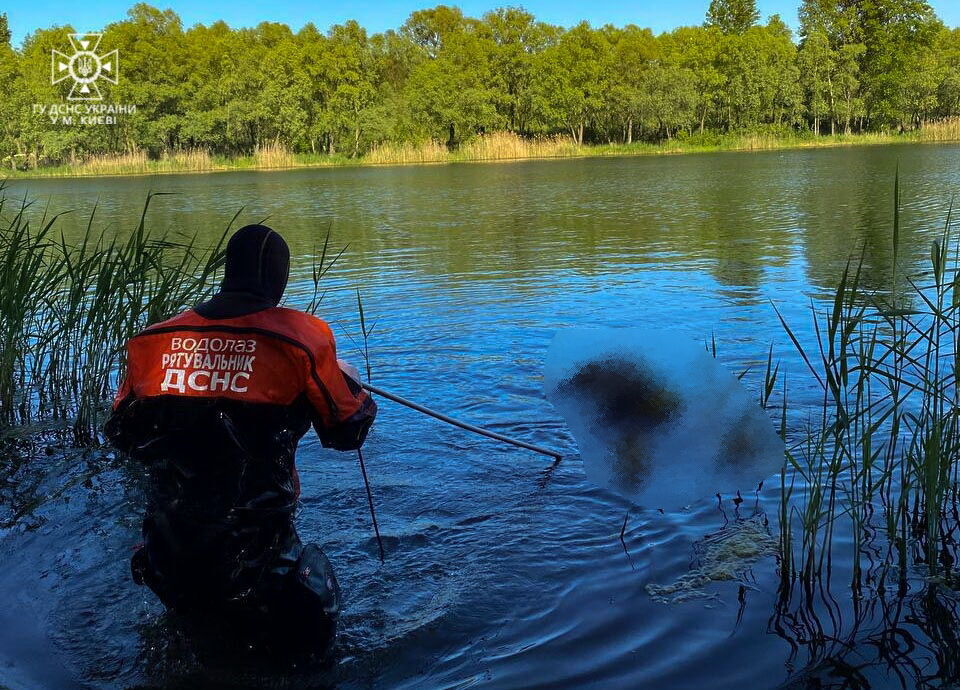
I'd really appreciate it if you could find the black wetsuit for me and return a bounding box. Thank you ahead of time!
[106,225,376,652]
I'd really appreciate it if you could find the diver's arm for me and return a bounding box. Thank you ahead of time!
[303,323,377,451]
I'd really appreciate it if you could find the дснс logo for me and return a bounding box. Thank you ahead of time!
[51,33,118,101]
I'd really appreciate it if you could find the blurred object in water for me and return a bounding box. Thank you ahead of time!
[544,328,784,509]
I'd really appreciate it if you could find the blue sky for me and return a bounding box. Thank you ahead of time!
[6,0,959,48]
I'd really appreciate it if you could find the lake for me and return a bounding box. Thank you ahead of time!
[1,144,958,688]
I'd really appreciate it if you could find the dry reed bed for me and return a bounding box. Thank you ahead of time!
[457,132,579,160]
[365,132,580,165]
[12,124,960,178]
[254,141,297,169]
[33,149,217,177]
[365,140,448,165]
[918,117,960,142]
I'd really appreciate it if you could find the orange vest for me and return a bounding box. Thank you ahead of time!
[115,306,367,429]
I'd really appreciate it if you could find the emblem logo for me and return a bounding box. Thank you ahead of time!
[51,33,118,101]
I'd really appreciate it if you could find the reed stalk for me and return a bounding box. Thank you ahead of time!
[0,185,229,443]
[254,141,297,169]
[776,175,960,587]
[918,117,960,143]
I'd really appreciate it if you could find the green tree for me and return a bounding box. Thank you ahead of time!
[1,1,959,166]
[106,4,186,154]
[840,0,942,128]
[482,7,557,134]
[257,33,311,150]
[401,5,468,58]
[706,0,760,35]
[602,25,658,142]
[637,63,698,139]
[798,29,834,133]
[0,25,22,168]
[17,26,92,163]
[936,28,960,118]
[405,20,499,146]
[661,26,725,134]
[326,21,379,156]
[537,22,608,144]
[714,19,800,130]
[178,21,235,152]
[800,0,866,132]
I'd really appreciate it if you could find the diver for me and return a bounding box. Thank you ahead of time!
[106,224,376,654]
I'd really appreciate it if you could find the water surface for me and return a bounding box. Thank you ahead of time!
[2,144,959,688]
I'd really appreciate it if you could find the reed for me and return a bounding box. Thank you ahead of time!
[456,131,579,161]
[0,183,229,443]
[918,117,960,143]
[73,150,151,176]
[362,132,580,166]
[775,175,960,588]
[364,139,448,165]
[736,132,787,151]
[254,141,297,169]
[165,148,214,171]
[17,149,219,177]
[8,129,952,180]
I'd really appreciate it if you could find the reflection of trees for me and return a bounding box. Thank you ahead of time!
[797,150,937,297]
[21,147,954,309]
[694,158,790,290]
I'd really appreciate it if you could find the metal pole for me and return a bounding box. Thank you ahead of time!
[361,382,563,461]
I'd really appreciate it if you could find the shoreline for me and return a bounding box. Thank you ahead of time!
[4,132,958,181]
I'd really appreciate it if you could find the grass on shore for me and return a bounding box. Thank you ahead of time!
[5,120,960,179]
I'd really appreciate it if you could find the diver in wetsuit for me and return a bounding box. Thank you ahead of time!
[106,224,376,652]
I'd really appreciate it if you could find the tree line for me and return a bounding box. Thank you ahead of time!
[0,0,957,166]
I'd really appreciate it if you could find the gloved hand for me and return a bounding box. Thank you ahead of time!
[337,359,361,385]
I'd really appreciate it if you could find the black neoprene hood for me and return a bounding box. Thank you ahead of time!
[195,224,291,319]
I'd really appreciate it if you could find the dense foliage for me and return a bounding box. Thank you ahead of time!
[0,0,957,166]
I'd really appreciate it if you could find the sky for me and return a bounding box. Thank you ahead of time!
[6,0,960,48]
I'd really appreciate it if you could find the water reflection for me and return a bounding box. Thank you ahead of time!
[774,578,960,689]
[10,145,958,304]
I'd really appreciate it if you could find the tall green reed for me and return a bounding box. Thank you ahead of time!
[776,176,960,587]
[0,183,229,445]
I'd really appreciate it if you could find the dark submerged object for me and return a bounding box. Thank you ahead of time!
[107,224,376,655]
[556,356,683,491]
[544,328,784,508]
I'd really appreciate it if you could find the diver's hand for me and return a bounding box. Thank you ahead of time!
[337,359,361,384]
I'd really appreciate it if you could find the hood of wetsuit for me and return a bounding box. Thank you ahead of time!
[195,224,290,319]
